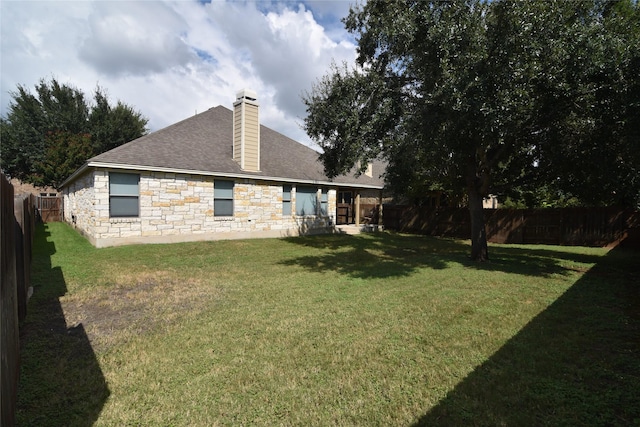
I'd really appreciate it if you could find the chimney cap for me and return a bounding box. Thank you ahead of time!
[236,89,257,102]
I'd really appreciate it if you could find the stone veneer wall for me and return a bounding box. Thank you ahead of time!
[64,169,338,247]
[63,170,96,243]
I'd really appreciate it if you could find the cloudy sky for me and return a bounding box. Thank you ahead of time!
[1,0,359,148]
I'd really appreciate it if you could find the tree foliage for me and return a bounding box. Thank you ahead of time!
[0,78,148,189]
[88,87,149,154]
[303,0,640,260]
[34,131,94,189]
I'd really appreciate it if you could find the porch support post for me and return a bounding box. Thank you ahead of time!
[355,191,361,226]
[378,190,383,227]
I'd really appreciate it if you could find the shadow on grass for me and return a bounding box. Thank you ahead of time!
[282,232,462,278]
[283,232,639,424]
[17,223,109,426]
[412,243,640,426]
[281,232,603,279]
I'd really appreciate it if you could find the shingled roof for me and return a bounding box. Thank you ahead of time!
[66,105,384,189]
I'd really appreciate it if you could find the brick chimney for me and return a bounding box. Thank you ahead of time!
[233,89,260,172]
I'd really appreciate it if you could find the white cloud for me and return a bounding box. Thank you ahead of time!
[79,2,196,77]
[0,0,357,147]
[0,1,92,101]
[203,1,356,139]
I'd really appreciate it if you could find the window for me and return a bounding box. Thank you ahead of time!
[296,186,317,216]
[320,189,328,216]
[214,180,234,216]
[338,191,352,204]
[283,185,292,216]
[109,172,139,217]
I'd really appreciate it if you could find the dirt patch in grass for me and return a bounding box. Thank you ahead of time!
[60,271,222,352]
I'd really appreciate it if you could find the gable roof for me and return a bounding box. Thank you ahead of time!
[63,106,384,189]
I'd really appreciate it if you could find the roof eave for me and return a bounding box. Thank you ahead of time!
[71,162,384,190]
[60,162,90,189]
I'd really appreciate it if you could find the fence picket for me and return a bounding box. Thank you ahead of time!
[383,205,640,248]
[1,173,37,424]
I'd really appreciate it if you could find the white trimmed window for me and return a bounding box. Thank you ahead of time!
[283,185,292,216]
[296,186,317,216]
[109,172,139,217]
[320,189,328,216]
[214,180,234,216]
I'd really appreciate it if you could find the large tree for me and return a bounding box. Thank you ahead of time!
[88,87,149,154]
[303,0,640,261]
[1,78,148,189]
[34,131,94,189]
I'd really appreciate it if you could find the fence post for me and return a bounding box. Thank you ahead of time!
[14,194,32,321]
[1,173,19,426]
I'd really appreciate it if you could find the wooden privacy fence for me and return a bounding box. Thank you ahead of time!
[1,173,37,426]
[383,205,640,248]
[37,195,62,222]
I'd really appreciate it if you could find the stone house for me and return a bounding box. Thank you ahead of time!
[61,90,385,248]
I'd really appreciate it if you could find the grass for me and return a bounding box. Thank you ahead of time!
[17,222,640,426]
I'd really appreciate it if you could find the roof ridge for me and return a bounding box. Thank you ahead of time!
[71,103,384,189]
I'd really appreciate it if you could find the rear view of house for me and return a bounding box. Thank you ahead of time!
[61,90,384,247]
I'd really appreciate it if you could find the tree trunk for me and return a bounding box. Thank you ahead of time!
[467,151,489,261]
[468,187,489,261]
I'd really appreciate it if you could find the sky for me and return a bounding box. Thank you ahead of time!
[0,0,359,148]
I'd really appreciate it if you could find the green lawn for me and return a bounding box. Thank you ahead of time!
[17,222,640,426]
